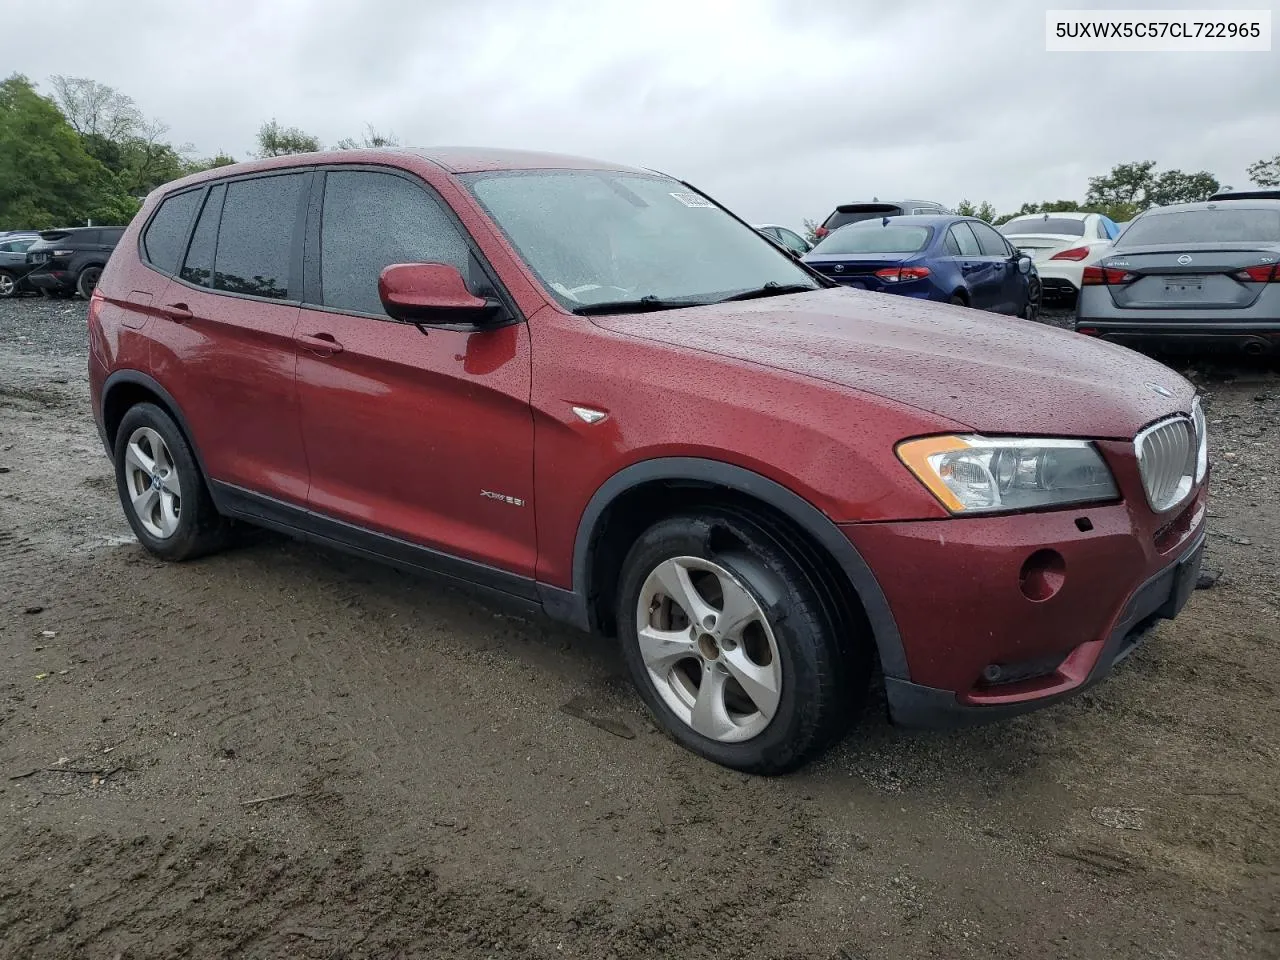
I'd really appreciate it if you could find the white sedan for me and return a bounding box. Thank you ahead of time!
[997,212,1122,304]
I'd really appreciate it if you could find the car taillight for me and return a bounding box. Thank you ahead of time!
[815,226,829,238]
[1049,246,1091,261]
[875,266,931,282]
[1082,265,1135,285]
[1077,327,1099,336]
[1233,263,1278,282]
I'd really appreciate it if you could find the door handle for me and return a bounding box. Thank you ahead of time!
[163,303,193,323]
[296,333,343,357]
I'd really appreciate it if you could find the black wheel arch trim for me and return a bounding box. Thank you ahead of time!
[100,370,211,477]
[550,456,909,680]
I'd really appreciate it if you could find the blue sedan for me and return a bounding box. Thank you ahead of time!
[802,215,1040,319]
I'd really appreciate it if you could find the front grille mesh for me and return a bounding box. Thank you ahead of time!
[1135,417,1196,512]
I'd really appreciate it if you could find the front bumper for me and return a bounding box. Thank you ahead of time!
[843,480,1207,728]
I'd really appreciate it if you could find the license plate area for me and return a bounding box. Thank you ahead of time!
[1162,275,1205,299]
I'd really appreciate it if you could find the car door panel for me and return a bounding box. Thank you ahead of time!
[150,175,310,503]
[294,167,537,577]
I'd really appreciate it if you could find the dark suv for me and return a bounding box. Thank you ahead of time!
[89,149,1207,774]
[25,227,125,298]
[815,200,948,240]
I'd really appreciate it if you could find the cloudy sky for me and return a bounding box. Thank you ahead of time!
[9,0,1278,226]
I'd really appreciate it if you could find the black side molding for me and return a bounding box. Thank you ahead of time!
[210,481,543,609]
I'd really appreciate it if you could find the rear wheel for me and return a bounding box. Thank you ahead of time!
[949,294,967,307]
[76,266,103,299]
[113,403,229,561]
[616,510,867,774]
[0,271,16,298]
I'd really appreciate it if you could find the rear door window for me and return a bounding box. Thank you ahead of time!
[949,222,982,256]
[180,184,225,288]
[142,190,202,274]
[318,169,472,317]
[212,173,306,299]
[971,221,1012,257]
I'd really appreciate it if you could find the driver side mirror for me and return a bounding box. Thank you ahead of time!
[378,263,506,326]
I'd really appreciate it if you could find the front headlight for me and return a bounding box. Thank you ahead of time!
[897,435,1119,515]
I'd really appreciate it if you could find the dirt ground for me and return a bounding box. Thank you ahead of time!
[1,297,1277,960]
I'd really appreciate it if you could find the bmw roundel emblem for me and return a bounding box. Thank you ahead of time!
[1177,254,1193,265]
[833,264,844,273]
[1147,382,1174,398]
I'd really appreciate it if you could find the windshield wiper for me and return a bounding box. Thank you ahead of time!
[714,282,818,303]
[572,295,692,316]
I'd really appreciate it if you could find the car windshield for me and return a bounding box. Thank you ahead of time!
[998,217,1086,237]
[464,170,819,311]
[1120,208,1280,245]
[813,224,931,254]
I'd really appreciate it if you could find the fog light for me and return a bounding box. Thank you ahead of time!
[1019,549,1066,602]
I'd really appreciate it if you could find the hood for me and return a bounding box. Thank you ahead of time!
[592,287,1192,438]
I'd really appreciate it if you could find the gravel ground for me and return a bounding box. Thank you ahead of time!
[0,296,1277,959]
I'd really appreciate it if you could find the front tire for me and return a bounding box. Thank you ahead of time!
[616,511,866,775]
[113,403,229,561]
[0,271,17,298]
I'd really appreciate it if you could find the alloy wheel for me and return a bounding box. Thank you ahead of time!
[123,426,182,539]
[0,273,15,298]
[635,556,782,743]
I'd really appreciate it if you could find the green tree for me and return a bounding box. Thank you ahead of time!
[0,74,136,229]
[256,119,320,157]
[802,218,821,245]
[1085,160,1218,220]
[1247,154,1280,187]
[334,124,399,150]
[955,199,976,217]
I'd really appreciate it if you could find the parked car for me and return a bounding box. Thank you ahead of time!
[997,212,1120,305]
[0,232,41,298]
[753,223,811,255]
[814,200,948,240]
[803,215,1039,319]
[90,149,1207,774]
[1076,199,1280,355]
[25,226,126,298]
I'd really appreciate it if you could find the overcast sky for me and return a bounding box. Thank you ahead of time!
[8,0,1278,226]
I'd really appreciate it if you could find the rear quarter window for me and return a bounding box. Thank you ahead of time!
[142,190,202,274]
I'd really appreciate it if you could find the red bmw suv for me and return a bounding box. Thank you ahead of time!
[88,149,1208,774]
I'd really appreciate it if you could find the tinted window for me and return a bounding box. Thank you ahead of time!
[101,228,125,244]
[943,231,961,256]
[949,222,982,256]
[814,224,931,254]
[213,173,305,299]
[970,221,1011,256]
[320,170,472,316]
[1120,208,1280,245]
[72,231,100,245]
[142,190,201,274]
[180,184,225,288]
[998,217,1086,237]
